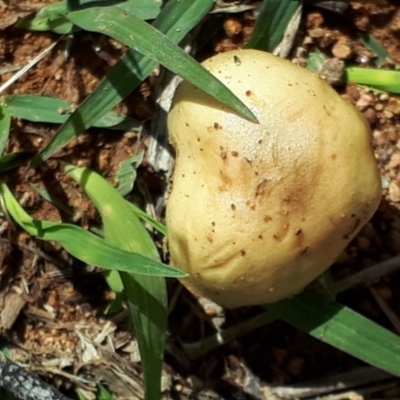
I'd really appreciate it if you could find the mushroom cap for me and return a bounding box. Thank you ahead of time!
[166,49,381,308]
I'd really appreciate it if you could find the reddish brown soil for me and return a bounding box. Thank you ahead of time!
[1,1,400,399]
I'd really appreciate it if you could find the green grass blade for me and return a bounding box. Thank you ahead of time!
[2,94,141,131]
[345,67,400,94]
[0,152,32,173]
[96,386,114,400]
[33,0,215,165]
[245,0,300,52]
[67,165,168,400]
[358,33,392,67]
[66,165,159,259]
[66,6,256,121]
[0,183,184,278]
[129,203,167,236]
[267,291,400,376]
[0,105,11,158]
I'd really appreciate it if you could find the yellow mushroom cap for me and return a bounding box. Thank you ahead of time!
[166,49,381,308]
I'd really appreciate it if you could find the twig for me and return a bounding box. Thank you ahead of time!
[370,286,400,334]
[333,255,400,294]
[183,311,275,359]
[271,366,393,399]
[0,352,71,400]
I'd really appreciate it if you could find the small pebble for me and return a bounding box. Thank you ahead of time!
[389,181,400,202]
[363,107,377,124]
[332,38,353,59]
[386,97,400,114]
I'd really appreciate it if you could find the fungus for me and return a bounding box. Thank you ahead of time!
[166,49,381,308]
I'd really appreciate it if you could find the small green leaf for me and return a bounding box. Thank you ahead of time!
[116,152,144,197]
[16,2,74,34]
[17,0,161,34]
[306,50,326,73]
[96,385,114,400]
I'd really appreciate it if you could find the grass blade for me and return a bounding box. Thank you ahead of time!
[358,33,393,67]
[129,203,167,236]
[33,0,215,165]
[66,165,167,400]
[245,0,301,54]
[0,183,184,278]
[66,6,256,121]
[267,291,400,377]
[2,94,141,131]
[0,106,11,157]
[345,67,400,94]
[0,152,32,173]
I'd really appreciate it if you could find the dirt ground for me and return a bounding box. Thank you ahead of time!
[1,1,400,399]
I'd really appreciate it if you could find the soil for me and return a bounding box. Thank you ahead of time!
[1,1,400,399]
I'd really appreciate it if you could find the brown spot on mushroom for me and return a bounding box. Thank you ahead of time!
[256,180,268,196]
[300,246,309,255]
[211,221,216,226]
[246,90,252,96]
[231,151,239,157]
[219,170,232,186]
[234,55,241,65]
[207,235,213,243]
[323,104,332,116]
[231,204,236,211]
[258,234,263,239]
[264,215,272,223]
[240,250,246,256]
[214,122,220,129]
[295,229,302,235]
[331,154,337,160]
[220,151,227,160]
